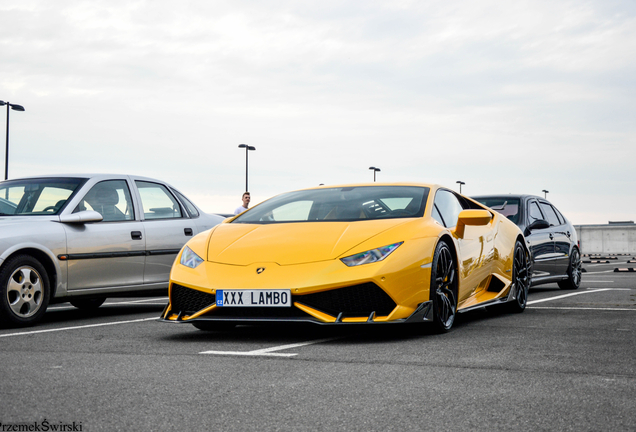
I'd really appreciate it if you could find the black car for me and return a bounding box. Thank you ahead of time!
[472,195,581,290]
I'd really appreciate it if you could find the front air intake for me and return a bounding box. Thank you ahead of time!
[170,284,216,314]
[296,283,396,318]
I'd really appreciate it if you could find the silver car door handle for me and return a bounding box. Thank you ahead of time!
[131,231,143,240]
[184,228,193,236]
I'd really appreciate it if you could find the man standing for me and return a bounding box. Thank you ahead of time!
[234,192,251,215]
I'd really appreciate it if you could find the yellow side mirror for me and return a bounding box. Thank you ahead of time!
[453,209,492,238]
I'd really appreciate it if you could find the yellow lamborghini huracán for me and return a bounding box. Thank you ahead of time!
[160,183,530,333]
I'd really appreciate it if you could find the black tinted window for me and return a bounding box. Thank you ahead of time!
[540,202,561,226]
[474,197,520,225]
[528,201,544,223]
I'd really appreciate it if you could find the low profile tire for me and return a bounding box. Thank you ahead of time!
[558,248,582,290]
[430,240,458,333]
[0,255,51,327]
[192,321,236,331]
[506,241,530,313]
[70,297,107,310]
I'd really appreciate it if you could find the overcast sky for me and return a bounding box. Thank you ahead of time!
[1,0,634,223]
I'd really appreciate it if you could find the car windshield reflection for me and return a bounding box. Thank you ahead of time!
[233,186,430,224]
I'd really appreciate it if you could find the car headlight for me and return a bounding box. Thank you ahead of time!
[180,246,204,268]
[340,242,403,267]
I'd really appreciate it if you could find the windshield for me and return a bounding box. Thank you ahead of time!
[474,197,521,225]
[233,186,429,224]
[0,178,87,216]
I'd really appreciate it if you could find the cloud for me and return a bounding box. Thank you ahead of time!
[1,0,634,222]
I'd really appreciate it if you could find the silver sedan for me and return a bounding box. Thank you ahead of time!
[0,174,225,327]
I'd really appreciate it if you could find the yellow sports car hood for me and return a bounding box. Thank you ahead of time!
[207,219,411,266]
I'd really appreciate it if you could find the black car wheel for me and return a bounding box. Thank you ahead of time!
[558,248,582,290]
[0,255,50,327]
[430,241,458,333]
[506,241,530,313]
[70,297,107,310]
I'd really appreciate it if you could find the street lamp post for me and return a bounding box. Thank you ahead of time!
[1,101,25,180]
[369,166,381,182]
[456,181,465,194]
[542,189,549,199]
[238,144,256,192]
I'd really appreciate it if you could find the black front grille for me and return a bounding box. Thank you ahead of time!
[296,283,396,318]
[171,284,216,314]
[170,283,397,321]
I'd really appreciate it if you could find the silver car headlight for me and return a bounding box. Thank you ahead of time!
[180,246,204,269]
[340,242,403,267]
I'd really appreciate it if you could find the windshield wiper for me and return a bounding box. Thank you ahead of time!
[490,201,507,211]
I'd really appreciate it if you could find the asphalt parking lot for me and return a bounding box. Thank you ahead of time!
[1,257,635,432]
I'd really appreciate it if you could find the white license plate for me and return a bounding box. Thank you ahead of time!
[215,289,291,307]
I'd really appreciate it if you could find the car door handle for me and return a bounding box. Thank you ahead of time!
[131,231,143,240]
[566,231,571,237]
[184,228,193,236]
[549,233,554,240]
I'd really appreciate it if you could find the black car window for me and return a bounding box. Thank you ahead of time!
[433,189,464,228]
[540,202,561,226]
[528,201,544,223]
[474,197,520,225]
[553,206,565,225]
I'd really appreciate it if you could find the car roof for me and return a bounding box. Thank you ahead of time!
[472,194,543,201]
[301,182,446,191]
[2,173,166,183]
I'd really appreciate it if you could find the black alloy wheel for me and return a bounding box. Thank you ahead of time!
[430,241,458,333]
[558,248,582,290]
[0,255,51,327]
[506,241,530,313]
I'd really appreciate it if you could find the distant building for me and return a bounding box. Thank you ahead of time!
[574,222,636,254]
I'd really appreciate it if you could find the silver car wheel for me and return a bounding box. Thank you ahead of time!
[6,266,44,318]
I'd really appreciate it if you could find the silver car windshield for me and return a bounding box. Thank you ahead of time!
[233,186,430,224]
[0,178,87,216]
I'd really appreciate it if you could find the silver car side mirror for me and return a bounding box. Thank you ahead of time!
[59,210,104,224]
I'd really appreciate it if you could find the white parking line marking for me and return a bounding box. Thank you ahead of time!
[583,270,617,274]
[0,317,157,338]
[527,288,630,305]
[200,337,339,357]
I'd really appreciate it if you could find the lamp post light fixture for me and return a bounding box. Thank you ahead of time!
[0,100,25,180]
[369,166,381,182]
[238,144,256,192]
[542,189,549,199]
[456,181,465,194]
